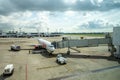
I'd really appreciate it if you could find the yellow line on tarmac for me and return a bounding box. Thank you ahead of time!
[36,65,61,70]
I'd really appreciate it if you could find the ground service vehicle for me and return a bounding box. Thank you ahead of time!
[3,64,14,75]
[56,54,67,64]
[11,45,21,51]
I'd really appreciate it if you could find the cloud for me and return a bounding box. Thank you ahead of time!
[0,0,120,15]
[74,0,120,11]
[0,23,13,32]
[0,0,119,33]
[77,20,115,32]
[0,10,119,32]
[0,11,52,32]
[0,0,67,15]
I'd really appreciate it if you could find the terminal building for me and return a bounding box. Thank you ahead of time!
[0,30,62,38]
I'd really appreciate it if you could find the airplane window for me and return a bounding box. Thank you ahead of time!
[49,45,54,47]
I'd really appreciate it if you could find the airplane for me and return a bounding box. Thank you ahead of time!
[32,38,55,55]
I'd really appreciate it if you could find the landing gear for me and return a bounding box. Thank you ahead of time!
[49,53,53,56]
[67,47,70,55]
[67,50,70,55]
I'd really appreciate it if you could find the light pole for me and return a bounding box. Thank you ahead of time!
[19,28,21,34]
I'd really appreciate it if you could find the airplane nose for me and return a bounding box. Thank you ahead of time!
[48,47,55,53]
[51,47,55,51]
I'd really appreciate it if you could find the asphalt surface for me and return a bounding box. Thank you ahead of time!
[0,37,120,80]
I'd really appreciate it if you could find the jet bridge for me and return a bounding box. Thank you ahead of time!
[52,36,113,54]
[113,27,120,58]
[54,38,111,48]
[52,27,120,58]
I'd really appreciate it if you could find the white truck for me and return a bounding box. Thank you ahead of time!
[56,54,67,64]
[3,64,14,75]
[11,45,21,51]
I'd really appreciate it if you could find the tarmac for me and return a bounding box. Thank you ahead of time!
[0,37,120,80]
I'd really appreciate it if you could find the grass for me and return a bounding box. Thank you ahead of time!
[63,33,106,37]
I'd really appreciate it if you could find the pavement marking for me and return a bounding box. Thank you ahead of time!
[36,65,60,70]
[49,65,120,80]
[64,65,73,72]
[91,65,120,73]
[25,64,28,80]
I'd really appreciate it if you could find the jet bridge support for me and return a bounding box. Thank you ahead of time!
[113,27,120,58]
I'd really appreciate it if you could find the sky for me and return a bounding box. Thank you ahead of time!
[0,0,120,33]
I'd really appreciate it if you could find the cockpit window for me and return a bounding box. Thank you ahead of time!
[49,45,54,47]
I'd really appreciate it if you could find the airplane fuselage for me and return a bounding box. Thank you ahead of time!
[37,39,55,53]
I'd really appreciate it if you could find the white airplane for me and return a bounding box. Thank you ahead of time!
[33,38,55,54]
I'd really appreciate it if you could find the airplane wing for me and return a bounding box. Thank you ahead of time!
[28,44,43,49]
